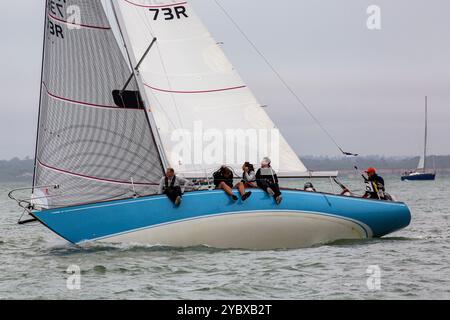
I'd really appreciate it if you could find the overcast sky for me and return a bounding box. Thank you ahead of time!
[1,0,449,160]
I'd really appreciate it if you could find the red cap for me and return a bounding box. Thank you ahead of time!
[365,167,376,174]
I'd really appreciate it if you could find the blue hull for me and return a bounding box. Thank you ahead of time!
[32,189,411,249]
[401,173,436,181]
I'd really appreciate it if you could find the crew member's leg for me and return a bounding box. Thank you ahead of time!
[164,189,177,203]
[219,182,234,196]
[257,180,271,194]
[219,182,238,200]
[236,182,245,196]
[269,183,282,198]
[268,183,283,204]
[165,187,182,205]
[236,182,252,201]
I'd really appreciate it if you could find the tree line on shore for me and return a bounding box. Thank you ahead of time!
[1,156,450,182]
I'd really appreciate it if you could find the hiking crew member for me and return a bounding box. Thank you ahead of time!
[241,162,257,188]
[233,162,255,201]
[213,166,239,201]
[256,157,283,205]
[158,168,191,206]
[304,182,317,192]
[363,167,386,200]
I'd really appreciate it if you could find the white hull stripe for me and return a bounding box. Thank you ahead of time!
[81,209,372,244]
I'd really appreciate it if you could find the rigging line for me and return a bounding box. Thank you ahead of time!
[213,0,358,157]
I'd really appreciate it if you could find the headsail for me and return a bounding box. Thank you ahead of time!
[417,156,425,171]
[111,0,309,177]
[33,0,164,208]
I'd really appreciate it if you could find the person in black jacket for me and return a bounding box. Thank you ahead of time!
[256,157,283,205]
[158,168,191,206]
[213,166,238,201]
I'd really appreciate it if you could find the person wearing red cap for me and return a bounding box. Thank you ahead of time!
[363,167,386,199]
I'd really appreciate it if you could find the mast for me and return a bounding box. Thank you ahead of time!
[423,96,428,173]
[32,1,49,192]
[109,0,170,171]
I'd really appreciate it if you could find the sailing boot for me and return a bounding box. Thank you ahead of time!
[175,196,182,207]
[241,191,252,201]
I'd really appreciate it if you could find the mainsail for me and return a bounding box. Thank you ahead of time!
[33,0,164,208]
[417,97,429,172]
[111,0,309,177]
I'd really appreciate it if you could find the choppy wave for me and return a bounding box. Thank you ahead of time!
[1,177,449,300]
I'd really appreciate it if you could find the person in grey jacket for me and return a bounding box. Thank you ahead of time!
[256,157,282,205]
[158,168,191,206]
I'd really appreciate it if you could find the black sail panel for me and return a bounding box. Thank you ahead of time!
[34,0,164,208]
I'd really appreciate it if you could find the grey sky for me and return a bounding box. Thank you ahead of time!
[1,0,449,160]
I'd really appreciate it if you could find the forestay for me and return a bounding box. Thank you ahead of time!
[111,0,309,177]
[33,0,164,208]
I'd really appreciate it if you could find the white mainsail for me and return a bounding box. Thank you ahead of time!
[417,97,429,172]
[111,0,311,177]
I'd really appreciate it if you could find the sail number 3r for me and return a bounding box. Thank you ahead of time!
[149,6,188,21]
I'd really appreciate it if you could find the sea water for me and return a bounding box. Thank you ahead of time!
[0,175,449,300]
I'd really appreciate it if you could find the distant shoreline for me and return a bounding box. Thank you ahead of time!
[1,156,450,182]
[330,168,450,175]
[303,155,450,173]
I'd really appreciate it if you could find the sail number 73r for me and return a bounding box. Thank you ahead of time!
[149,6,188,20]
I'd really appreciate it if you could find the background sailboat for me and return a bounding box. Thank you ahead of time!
[8,0,411,249]
[402,97,436,181]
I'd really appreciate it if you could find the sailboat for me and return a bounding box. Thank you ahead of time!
[9,0,411,249]
[401,97,436,181]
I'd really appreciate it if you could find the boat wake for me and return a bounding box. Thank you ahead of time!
[40,241,227,256]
